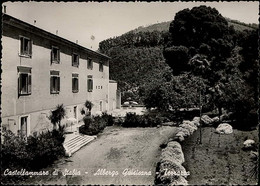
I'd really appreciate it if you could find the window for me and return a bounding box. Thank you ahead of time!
[72,53,79,67]
[87,75,93,92]
[19,36,32,57]
[18,66,32,96]
[51,46,60,63]
[87,58,93,69]
[72,74,79,93]
[99,62,103,72]
[50,71,60,94]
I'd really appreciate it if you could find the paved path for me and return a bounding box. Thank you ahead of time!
[23,126,178,185]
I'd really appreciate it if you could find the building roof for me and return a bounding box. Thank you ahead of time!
[2,13,110,60]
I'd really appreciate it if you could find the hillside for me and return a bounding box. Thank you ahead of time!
[99,17,257,103]
[127,18,257,34]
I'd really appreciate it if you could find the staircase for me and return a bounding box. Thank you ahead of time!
[63,134,96,157]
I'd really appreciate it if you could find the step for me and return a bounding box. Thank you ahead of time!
[69,139,94,154]
[64,136,84,146]
[65,137,93,149]
[64,136,95,147]
[63,134,96,157]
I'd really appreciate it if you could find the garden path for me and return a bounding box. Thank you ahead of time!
[23,125,178,185]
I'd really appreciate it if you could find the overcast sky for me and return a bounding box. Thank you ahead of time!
[3,1,259,51]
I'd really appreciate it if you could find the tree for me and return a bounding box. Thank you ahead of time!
[84,100,94,116]
[48,104,66,129]
[164,5,234,80]
[163,46,189,75]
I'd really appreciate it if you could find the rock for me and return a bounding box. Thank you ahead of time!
[250,151,258,159]
[180,123,197,134]
[178,127,190,137]
[216,123,233,134]
[160,147,185,164]
[243,139,255,148]
[156,140,189,185]
[162,121,176,126]
[176,132,185,141]
[212,116,219,123]
[192,117,201,126]
[171,176,188,185]
[201,115,214,125]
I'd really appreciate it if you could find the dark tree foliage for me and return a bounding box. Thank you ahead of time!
[163,5,258,128]
[163,46,189,75]
[99,31,169,103]
[169,6,231,47]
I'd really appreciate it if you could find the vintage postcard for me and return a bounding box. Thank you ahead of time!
[1,1,259,185]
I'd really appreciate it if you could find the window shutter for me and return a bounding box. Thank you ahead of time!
[51,49,53,63]
[28,74,32,94]
[29,39,32,57]
[19,37,23,55]
[50,76,53,93]
[72,78,74,92]
[18,74,21,95]
[58,77,60,92]
[58,49,60,62]
[77,78,79,91]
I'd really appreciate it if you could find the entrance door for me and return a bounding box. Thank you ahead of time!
[73,106,77,119]
[100,101,103,112]
[20,116,28,137]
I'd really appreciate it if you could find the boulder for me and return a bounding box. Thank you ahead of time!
[180,123,197,134]
[176,132,185,141]
[178,127,190,137]
[192,117,201,126]
[243,139,255,148]
[201,115,214,125]
[212,116,219,123]
[216,123,233,134]
[162,121,176,126]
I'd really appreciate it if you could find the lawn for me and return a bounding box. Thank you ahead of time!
[181,126,258,185]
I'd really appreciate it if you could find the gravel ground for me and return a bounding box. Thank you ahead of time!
[21,125,178,185]
[181,127,258,185]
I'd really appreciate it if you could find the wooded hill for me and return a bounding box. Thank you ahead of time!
[99,13,257,104]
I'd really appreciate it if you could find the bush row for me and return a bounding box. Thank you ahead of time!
[121,112,165,128]
[1,127,65,183]
[79,113,114,135]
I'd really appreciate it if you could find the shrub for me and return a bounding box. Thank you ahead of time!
[83,115,93,128]
[1,127,65,183]
[80,114,109,135]
[101,112,114,126]
[122,112,163,128]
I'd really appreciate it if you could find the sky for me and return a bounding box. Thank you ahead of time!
[3,1,259,51]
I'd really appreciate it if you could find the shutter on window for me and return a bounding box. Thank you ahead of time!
[51,49,53,63]
[50,76,53,93]
[19,37,23,55]
[28,74,32,94]
[72,78,74,92]
[90,79,93,91]
[58,49,60,62]
[29,39,32,57]
[58,77,60,92]
[18,74,21,95]
[76,78,79,91]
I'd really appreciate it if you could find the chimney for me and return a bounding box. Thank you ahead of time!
[56,30,58,35]
[34,20,36,25]
[3,5,6,14]
[76,40,78,44]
